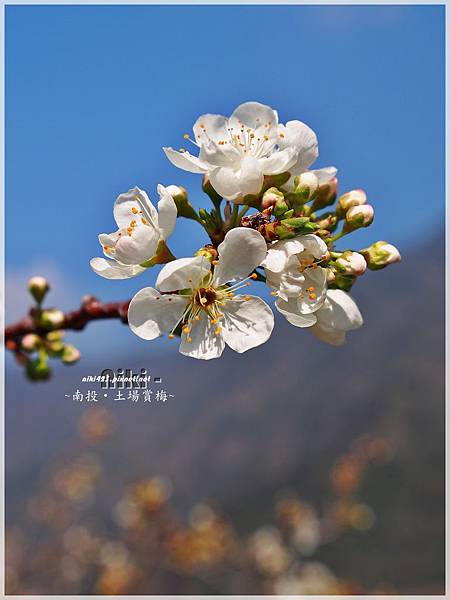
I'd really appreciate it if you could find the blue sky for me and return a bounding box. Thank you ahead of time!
[5,4,445,355]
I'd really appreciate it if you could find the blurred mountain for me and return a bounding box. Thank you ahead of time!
[6,232,445,593]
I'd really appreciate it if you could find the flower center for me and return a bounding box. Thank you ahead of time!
[195,287,217,308]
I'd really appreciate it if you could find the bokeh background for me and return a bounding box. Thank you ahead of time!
[5,4,445,595]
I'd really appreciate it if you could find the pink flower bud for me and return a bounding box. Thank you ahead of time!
[344,204,374,230]
[335,251,367,276]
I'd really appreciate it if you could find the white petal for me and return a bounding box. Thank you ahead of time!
[261,238,306,273]
[163,147,209,174]
[98,231,120,258]
[239,155,264,196]
[179,312,225,360]
[276,297,318,328]
[213,227,267,287]
[209,167,242,200]
[157,184,177,240]
[258,147,297,175]
[311,166,337,185]
[90,257,146,280]
[316,289,363,332]
[114,187,158,229]
[156,256,211,292]
[229,101,278,132]
[311,324,346,346]
[222,296,274,353]
[300,234,328,258]
[128,288,188,340]
[281,120,318,172]
[114,226,160,265]
[199,141,241,168]
[193,113,229,145]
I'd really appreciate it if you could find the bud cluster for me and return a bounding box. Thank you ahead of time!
[16,276,82,381]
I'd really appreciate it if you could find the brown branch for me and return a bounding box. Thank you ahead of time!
[5,296,131,352]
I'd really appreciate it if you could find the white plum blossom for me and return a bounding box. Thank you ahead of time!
[90,185,177,280]
[311,289,363,346]
[163,101,336,202]
[127,228,274,360]
[262,234,329,327]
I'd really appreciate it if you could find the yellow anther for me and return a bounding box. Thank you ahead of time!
[307,286,315,292]
[183,133,189,139]
[279,133,285,138]
[182,326,190,334]
[212,259,219,265]
[309,293,317,300]
[179,148,186,152]
[130,220,137,227]
[200,297,207,305]
[187,336,192,343]
[132,207,138,214]
[168,334,175,340]
[250,273,258,279]
[194,315,200,321]
[127,228,133,236]
[214,326,222,336]
[199,123,205,129]
[103,245,109,251]
[264,135,269,141]
[211,318,218,325]
[245,281,251,287]
[244,295,251,301]
[270,291,278,296]
[141,217,148,225]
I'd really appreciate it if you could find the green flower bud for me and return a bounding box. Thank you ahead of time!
[261,187,289,217]
[336,189,367,218]
[361,241,402,270]
[343,204,374,232]
[330,273,356,292]
[62,344,81,364]
[39,309,65,330]
[46,330,65,342]
[21,333,41,353]
[265,217,319,240]
[28,276,49,305]
[26,354,51,381]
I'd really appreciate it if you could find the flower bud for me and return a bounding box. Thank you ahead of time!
[275,217,318,240]
[62,344,81,364]
[361,241,402,270]
[169,184,197,220]
[195,245,219,263]
[311,176,338,211]
[39,308,65,329]
[326,268,337,284]
[335,251,367,276]
[261,187,288,218]
[21,333,41,353]
[26,355,51,381]
[46,330,65,342]
[344,204,374,231]
[336,189,367,218]
[331,273,356,292]
[291,172,319,203]
[28,276,49,305]
[315,212,338,232]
